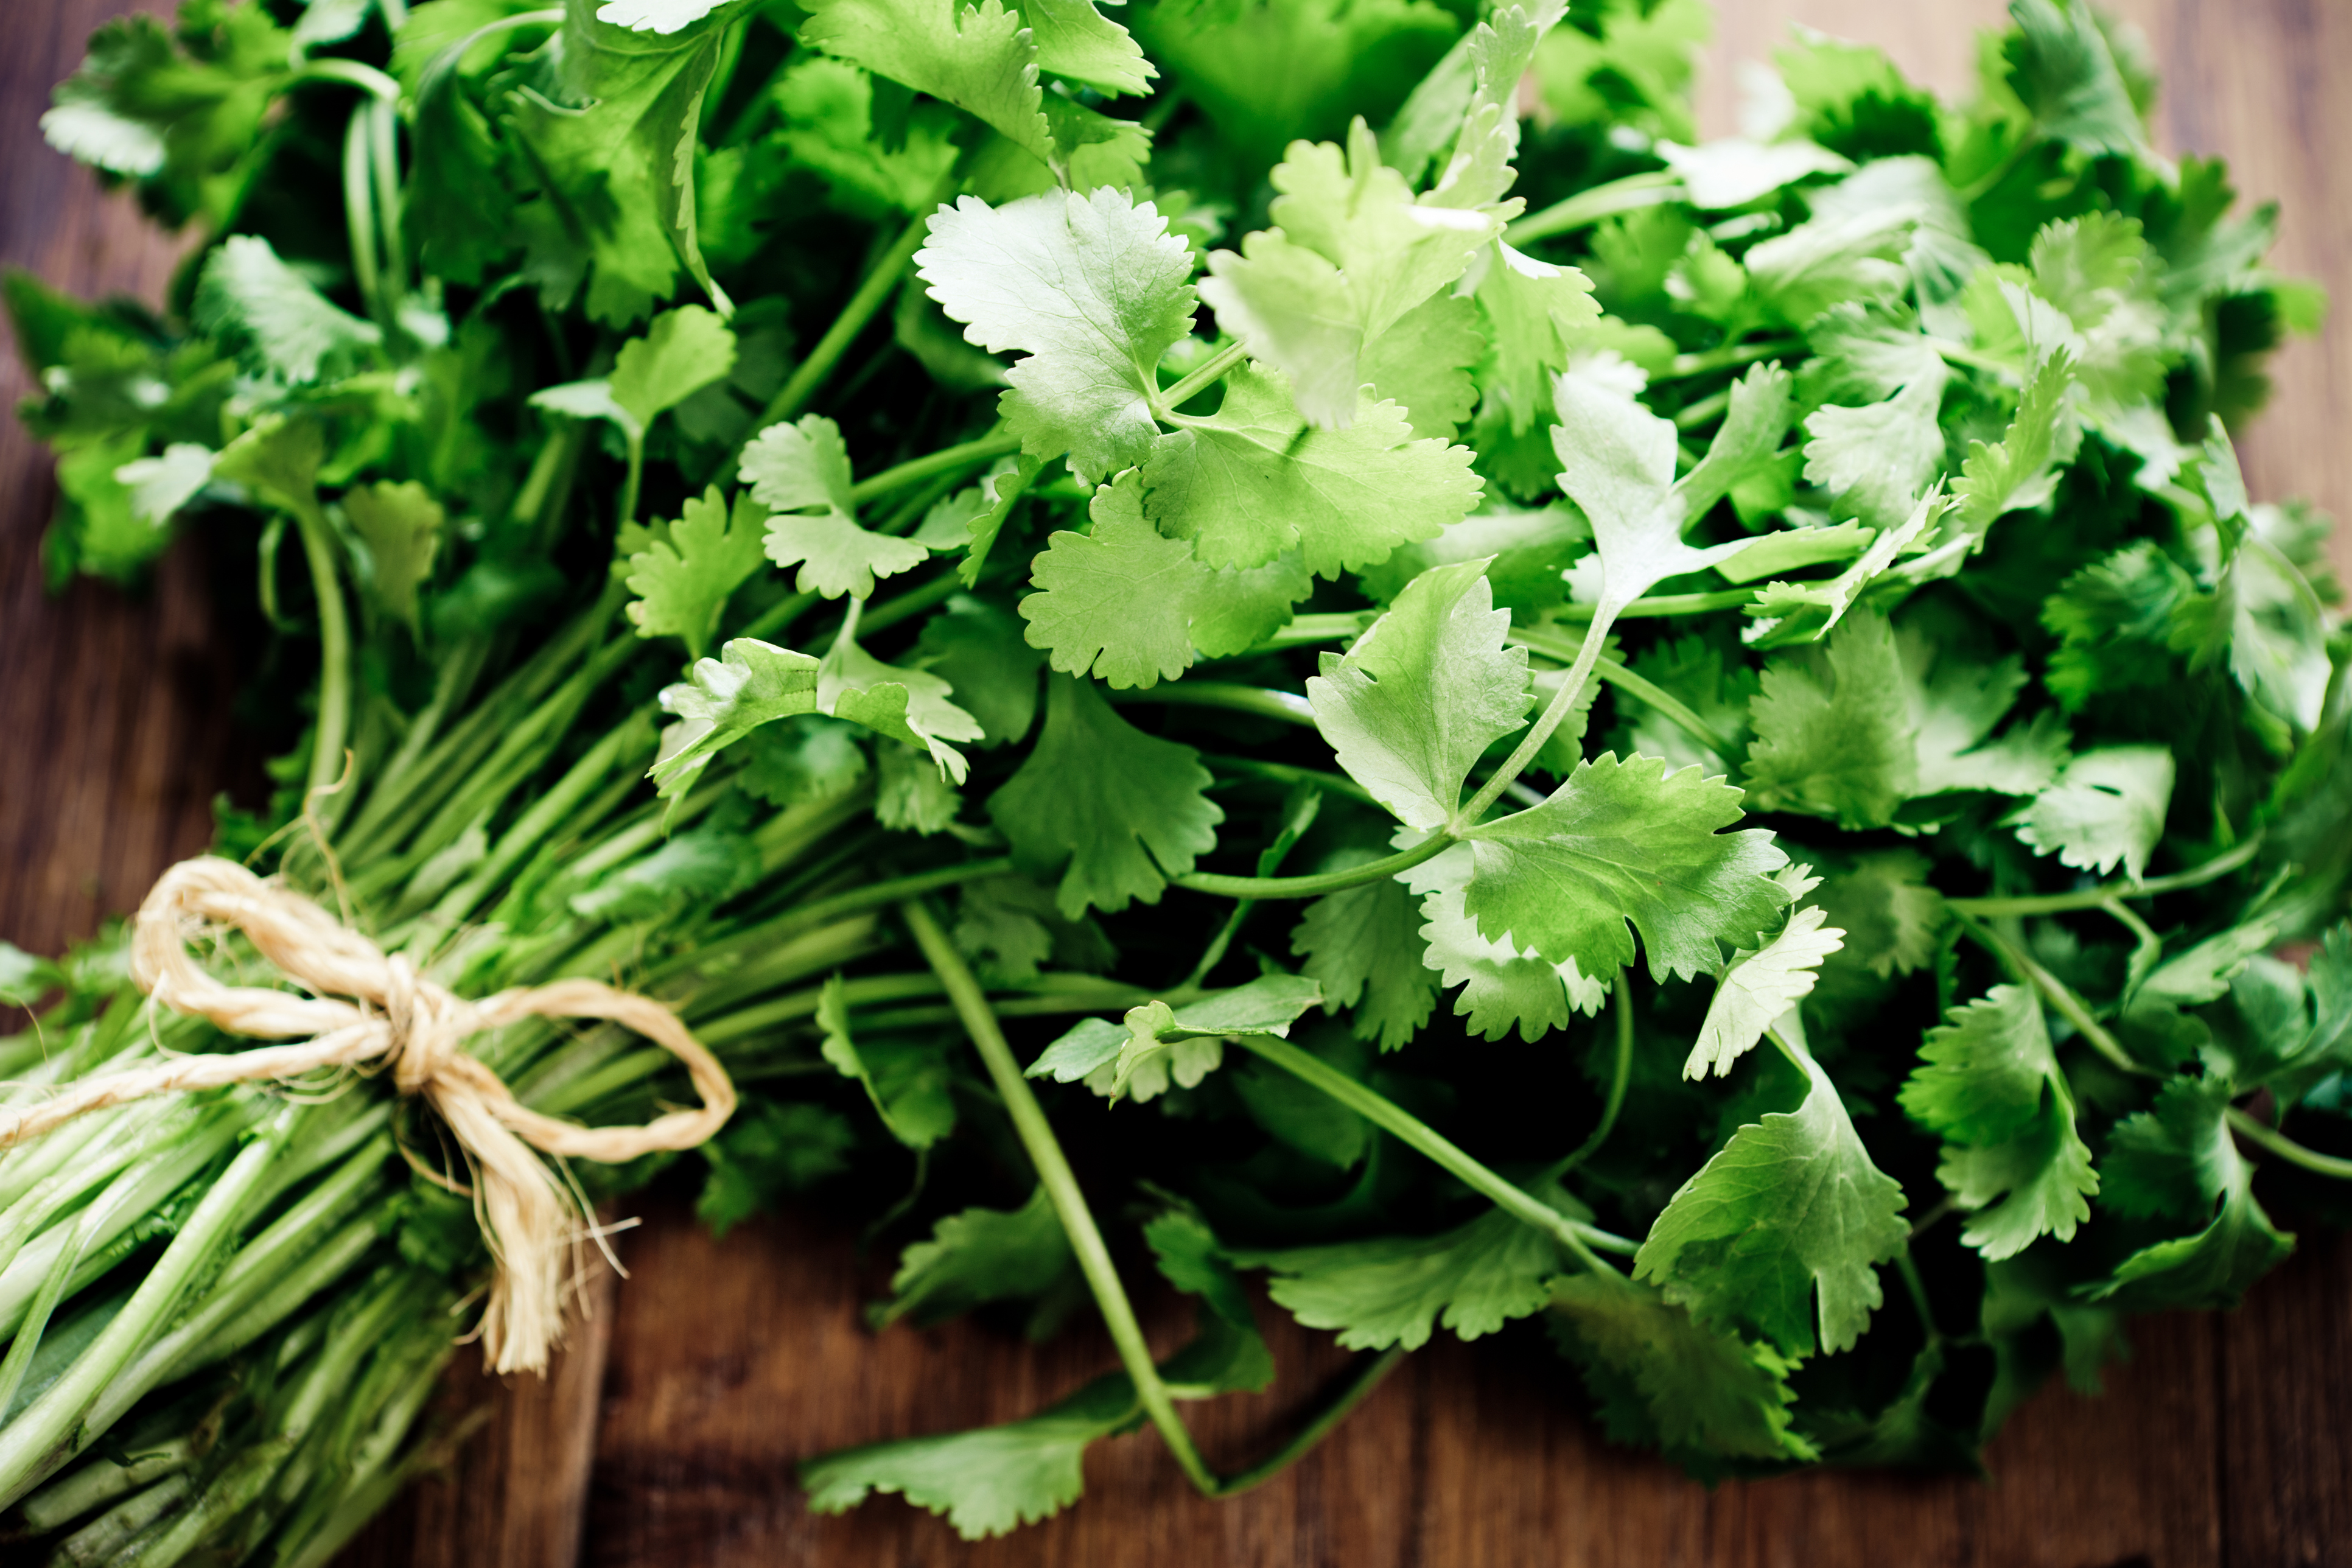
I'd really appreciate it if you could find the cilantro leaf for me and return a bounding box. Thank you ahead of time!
[819,625,984,782]
[1256,1205,1564,1351]
[1636,1041,1908,1356]
[1657,137,1850,209]
[1803,366,1948,528]
[916,595,1045,746]
[513,1,746,323]
[113,443,214,528]
[651,637,824,791]
[1950,350,2076,540]
[1902,985,2098,1259]
[1359,290,1487,441]
[819,976,957,1150]
[1143,362,1482,576]
[2004,0,2149,156]
[1029,975,1321,1101]
[1407,842,1606,1041]
[1023,0,1155,96]
[1145,1210,1276,1396]
[1108,975,1321,1099]
[1019,473,1216,689]
[1197,121,1497,427]
[2040,541,2196,709]
[989,675,1223,918]
[1685,907,1846,1079]
[801,0,1052,164]
[1742,607,1919,830]
[1547,1274,1814,1465]
[918,189,1199,482]
[872,1185,1077,1327]
[745,416,928,598]
[696,1101,855,1235]
[2011,744,2175,880]
[1547,365,1785,614]
[2090,1076,2292,1311]
[1306,559,1530,830]
[800,1373,1140,1539]
[1744,207,1917,329]
[1460,754,1791,983]
[609,304,737,427]
[624,486,767,656]
[1472,240,1602,432]
[1939,1096,2101,1262]
[1900,629,2070,799]
[876,743,964,833]
[343,481,444,635]
[739,716,869,808]
[192,236,380,385]
[2225,537,2332,732]
[1810,849,1945,979]
[1292,866,1440,1051]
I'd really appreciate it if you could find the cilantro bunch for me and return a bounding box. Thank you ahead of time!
[5,0,2350,1553]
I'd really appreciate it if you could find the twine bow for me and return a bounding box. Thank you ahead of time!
[0,857,735,1375]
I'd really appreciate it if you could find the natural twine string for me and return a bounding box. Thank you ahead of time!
[0,856,735,1375]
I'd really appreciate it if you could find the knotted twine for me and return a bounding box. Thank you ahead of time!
[0,857,735,1375]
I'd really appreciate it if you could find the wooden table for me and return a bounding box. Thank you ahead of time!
[5,4,2348,1564]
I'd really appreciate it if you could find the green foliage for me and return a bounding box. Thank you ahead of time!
[12,0,2347,1544]
[625,486,766,655]
[1636,1040,1908,1356]
[873,1186,1077,1327]
[1459,754,1791,983]
[989,676,1222,918]
[1256,1204,1565,1351]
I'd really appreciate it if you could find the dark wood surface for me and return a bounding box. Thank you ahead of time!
[4,3,2348,1564]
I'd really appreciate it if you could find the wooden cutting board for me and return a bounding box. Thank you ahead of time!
[5,3,2349,1564]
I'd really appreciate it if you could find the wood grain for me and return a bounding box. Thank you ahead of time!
[0,4,2343,1567]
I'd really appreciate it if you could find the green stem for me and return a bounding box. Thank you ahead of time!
[735,589,818,645]
[1893,1249,1941,1345]
[1506,170,1684,246]
[0,1113,293,1506]
[1231,1036,1633,1273]
[901,901,1220,1496]
[1512,626,1738,759]
[1944,837,2266,915]
[1152,338,1253,417]
[1250,612,1375,650]
[290,504,353,802]
[340,110,383,329]
[1657,338,1803,382]
[1953,912,2152,1079]
[2228,1108,2352,1179]
[757,197,946,432]
[369,97,405,303]
[617,430,646,527]
[292,59,403,102]
[1547,970,1634,1180]
[1170,833,1453,901]
[1927,338,2020,381]
[1115,683,1317,729]
[1456,605,1615,827]
[1673,387,1733,430]
[1199,755,1378,808]
[1552,588,1759,620]
[856,570,963,637]
[845,430,1024,507]
[1211,1346,1409,1497]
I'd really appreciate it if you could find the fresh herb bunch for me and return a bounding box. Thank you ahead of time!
[6,0,2350,1553]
